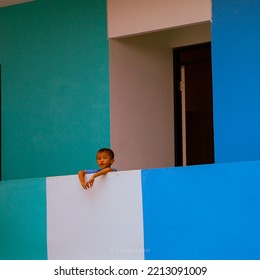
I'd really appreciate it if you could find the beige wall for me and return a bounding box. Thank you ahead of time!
[107,0,211,38]
[0,0,33,8]
[110,23,211,171]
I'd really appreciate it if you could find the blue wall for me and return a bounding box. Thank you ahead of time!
[142,162,260,260]
[211,0,260,163]
[0,0,110,180]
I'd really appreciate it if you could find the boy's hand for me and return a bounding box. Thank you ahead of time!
[80,180,89,189]
[79,167,114,189]
[86,176,95,188]
[80,176,95,189]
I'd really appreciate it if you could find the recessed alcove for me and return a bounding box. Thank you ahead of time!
[110,22,211,170]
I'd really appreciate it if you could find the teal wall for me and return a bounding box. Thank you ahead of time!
[0,178,47,260]
[0,0,110,180]
[211,0,260,163]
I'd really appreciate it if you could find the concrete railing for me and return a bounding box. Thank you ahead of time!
[1,161,260,260]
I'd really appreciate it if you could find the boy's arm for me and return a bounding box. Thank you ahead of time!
[78,170,88,188]
[93,167,114,177]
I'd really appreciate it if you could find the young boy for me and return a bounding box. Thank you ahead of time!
[78,148,117,189]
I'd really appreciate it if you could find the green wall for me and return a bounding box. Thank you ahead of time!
[0,0,110,180]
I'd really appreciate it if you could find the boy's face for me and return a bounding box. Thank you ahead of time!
[96,152,114,169]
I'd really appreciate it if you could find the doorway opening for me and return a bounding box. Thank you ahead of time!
[173,43,214,166]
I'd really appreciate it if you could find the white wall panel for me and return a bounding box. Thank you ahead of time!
[46,171,144,260]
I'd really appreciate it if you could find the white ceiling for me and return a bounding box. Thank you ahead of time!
[0,0,33,8]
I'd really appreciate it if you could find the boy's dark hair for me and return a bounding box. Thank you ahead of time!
[97,148,114,159]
